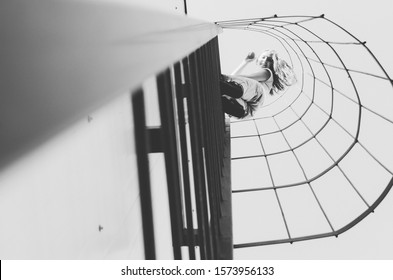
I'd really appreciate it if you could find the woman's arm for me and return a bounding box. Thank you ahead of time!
[231,60,248,75]
[231,52,255,75]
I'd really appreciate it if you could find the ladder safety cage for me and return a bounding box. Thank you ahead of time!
[217,15,393,248]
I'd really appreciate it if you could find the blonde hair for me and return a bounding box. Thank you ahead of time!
[259,50,297,95]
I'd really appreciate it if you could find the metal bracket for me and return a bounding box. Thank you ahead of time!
[147,127,163,153]
[181,228,200,246]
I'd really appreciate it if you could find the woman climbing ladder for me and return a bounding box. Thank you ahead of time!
[220,50,297,118]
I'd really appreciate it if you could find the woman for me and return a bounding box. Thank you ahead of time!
[221,50,296,118]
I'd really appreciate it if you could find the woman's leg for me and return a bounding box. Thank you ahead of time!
[220,79,243,98]
[221,97,245,118]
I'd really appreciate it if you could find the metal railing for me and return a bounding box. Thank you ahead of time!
[132,38,233,259]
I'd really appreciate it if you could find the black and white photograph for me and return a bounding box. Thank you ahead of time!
[1,0,393,276]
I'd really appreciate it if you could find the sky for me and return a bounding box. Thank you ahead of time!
[186,0,393,259]
[187,0,393,76]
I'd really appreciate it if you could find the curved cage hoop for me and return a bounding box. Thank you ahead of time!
[217,15,393,248]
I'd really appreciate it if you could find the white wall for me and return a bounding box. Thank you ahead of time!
[0,92,145,259]
[125,0,186,14]
[0,0,187,259]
